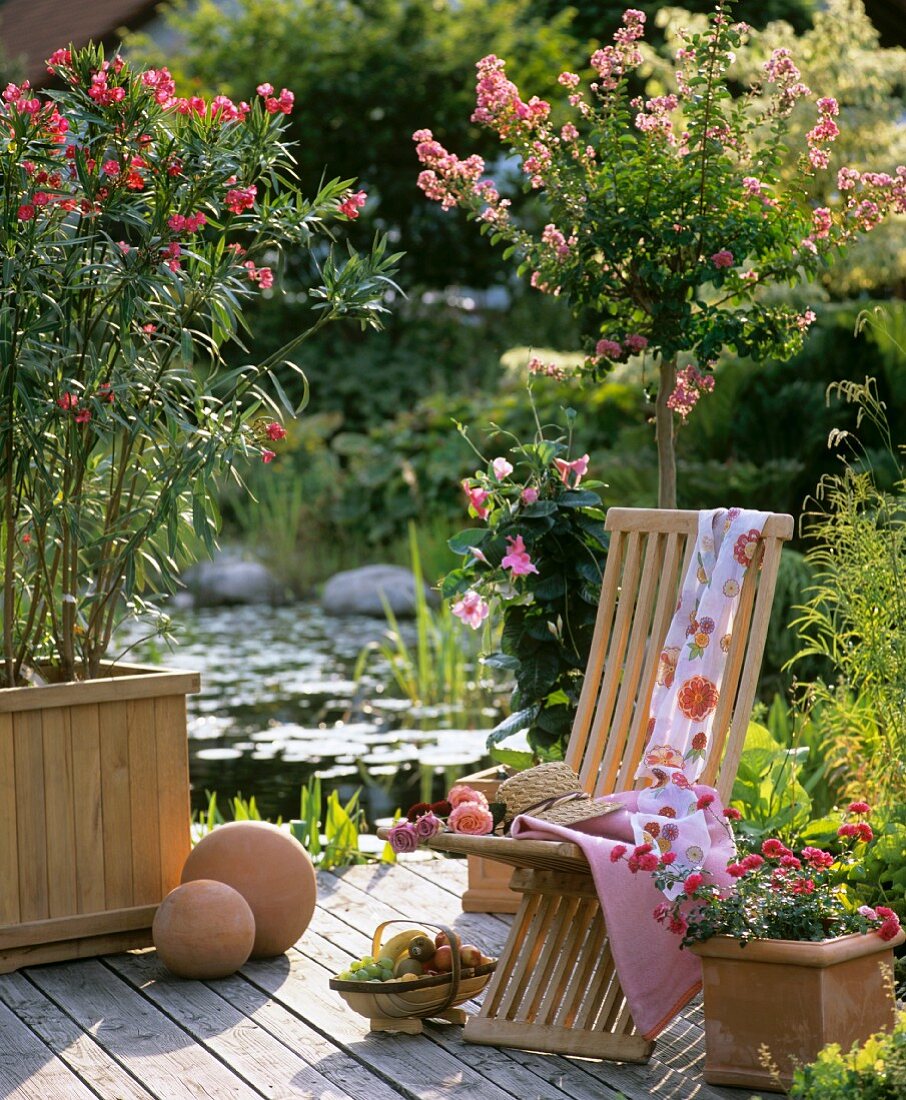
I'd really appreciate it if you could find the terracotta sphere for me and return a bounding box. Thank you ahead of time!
[152,879,255,980]
[181,820,317,957]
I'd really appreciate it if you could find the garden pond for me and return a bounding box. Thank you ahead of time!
[120,603,504,826]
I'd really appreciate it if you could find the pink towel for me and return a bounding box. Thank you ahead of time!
[510,786,735,1040]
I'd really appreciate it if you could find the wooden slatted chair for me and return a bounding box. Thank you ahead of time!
[415,507,794,1061]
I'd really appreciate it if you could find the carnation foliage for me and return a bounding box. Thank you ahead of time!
[0,45,399,684]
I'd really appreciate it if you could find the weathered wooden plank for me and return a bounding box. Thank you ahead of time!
[98,700,133,909]
[154,694,192,896]
[13,709,48,922]
[304,901,622,1100]
[25,958,260,1099]
[240,936,522,1100]
[0,970,155,1100]
[0,995,98,1100]
[70,703,106,915]
[0,711,20,926]
[0,666,200,713]
[41,706,78,919]
[127,698,162,906]
[107,949,365,1100]
[321,864,739,1100]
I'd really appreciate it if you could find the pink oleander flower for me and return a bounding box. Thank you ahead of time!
[413,811,444,840]
[261,449,276,463]
[448,784,489,810]
[17,204,35,221]
[847,800,871,815]
[451,590,490,630]
[265,422,287,441]
[491,457,513,480]
[388,820,420,853]
[711,249,734,269]
[225,184,257,214]
[449,801,494,835]
[339,189,367,219]
[501,534,539,576]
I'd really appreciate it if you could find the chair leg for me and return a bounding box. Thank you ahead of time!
[464,869,655,1062]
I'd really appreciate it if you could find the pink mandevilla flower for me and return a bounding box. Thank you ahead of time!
[501,534,539,576]
[491,457,514,480]
[451,590,489,630]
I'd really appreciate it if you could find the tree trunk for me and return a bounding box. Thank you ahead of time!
[655,357,677,509]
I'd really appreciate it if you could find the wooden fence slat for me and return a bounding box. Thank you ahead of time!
[155,694,192,896]
[127,698,162,906]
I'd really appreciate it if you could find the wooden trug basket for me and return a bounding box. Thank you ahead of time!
[329,920,496,1034]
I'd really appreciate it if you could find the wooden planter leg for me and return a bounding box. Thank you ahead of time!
[464,869,655,1062]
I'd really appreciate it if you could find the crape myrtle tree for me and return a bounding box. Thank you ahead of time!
[414,1,905,507]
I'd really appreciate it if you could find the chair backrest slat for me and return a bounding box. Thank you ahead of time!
[566,508,794,799]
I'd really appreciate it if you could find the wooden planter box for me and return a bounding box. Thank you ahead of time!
[0,663,198,973]
[691,929,905,1092]
[459,767,519,915]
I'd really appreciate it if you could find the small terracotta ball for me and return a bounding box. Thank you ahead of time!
[152,879,255,980]
[181,821,317,957]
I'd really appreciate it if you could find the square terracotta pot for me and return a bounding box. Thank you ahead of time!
[690,929,905,1092]
[459,766,519,914]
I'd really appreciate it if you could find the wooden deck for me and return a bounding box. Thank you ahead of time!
[0,857,754,1100]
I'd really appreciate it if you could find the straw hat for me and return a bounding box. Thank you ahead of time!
[498,762,620,828]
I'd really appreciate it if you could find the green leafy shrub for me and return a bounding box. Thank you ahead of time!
[789,1011,906,1099]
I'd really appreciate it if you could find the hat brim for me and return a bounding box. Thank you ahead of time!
[522,797,621,827]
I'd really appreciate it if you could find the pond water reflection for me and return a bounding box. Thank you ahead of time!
[119,603,501,824]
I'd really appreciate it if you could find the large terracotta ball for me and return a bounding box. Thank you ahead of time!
[181,821,317,957]
[152,879,255,979]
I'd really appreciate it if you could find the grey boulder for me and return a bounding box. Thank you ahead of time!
[321,564,435,618]
[181,554,284,607]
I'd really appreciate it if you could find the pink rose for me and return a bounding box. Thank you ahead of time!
[449,802,494,836]
[447,784,488,810]
[387,821,419,853]
[413,811,443,840]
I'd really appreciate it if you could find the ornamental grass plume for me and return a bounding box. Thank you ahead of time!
[413,1,905,507]
[0,44,400,685]
[617,799,903,947]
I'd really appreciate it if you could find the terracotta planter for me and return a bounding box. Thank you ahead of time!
[0,662,198,973]
[691,929,905,1092]
[459,766,518,914]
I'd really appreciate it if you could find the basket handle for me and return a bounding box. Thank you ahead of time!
[371,919,462,1014]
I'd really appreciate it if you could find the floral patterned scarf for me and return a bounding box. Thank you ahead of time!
[628,507,770,894]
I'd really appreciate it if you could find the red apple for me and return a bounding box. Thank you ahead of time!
[435,930,461,950]
[433,945,453,972]
[459,944,482,969]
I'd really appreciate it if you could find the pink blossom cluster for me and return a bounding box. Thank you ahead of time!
[527,356,566,381]
[243,260,274,289]
[667,365,715,420]
[711,249,734,269]
[633,93,679,143]
[541,222,573,260]
[413,128,485,211]
[471,54,550,135]
[339,190,367,219]
[168,211,207,234]
[523,140,553,188]
[141,67,177,107]
[590,9,646,91]
[593,333,648,363]
[255,83,294,115]
[88,61,127,107]
[225,184,257,215]
[805,96,840,170]
[795,309,817,332]
[762,47,811,114]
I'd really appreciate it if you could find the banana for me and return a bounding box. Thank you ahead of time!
[379,928,431,963]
